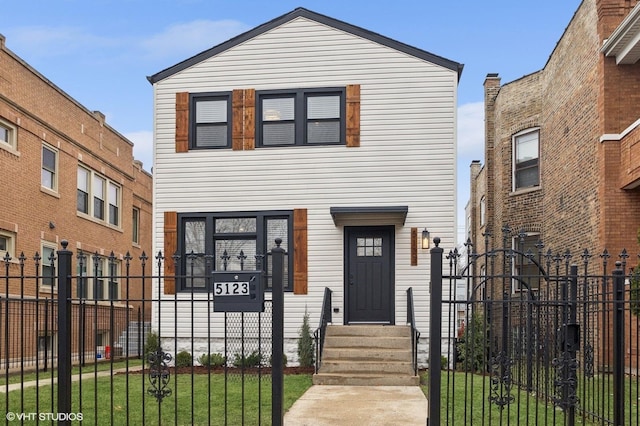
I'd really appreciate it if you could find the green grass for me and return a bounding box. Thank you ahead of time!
[420,370,640,425]
[3,371,312,425]
[0,358,143,386]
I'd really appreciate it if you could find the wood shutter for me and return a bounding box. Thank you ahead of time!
[346,84,360,147]
[163,211,177,294]
[293,208,308,295]
[232,89,255,151]
[175,92,189,153]
[411,227,418,266]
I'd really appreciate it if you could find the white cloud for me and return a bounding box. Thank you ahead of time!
[6,26,117,57]
[125,130,154,173]
[139,19,250,61]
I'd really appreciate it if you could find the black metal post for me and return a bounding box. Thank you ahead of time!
[428,237,443,426]
[57,240,73,425]
[613,262,625,426]
[271,239,285,426]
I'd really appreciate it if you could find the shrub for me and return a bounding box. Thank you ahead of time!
[175,350,192,368]
[297,310,315,368]
[458,313,489,373]
[143,331,159,360]
[232,350,262,368]
[197,353,226,367]
[269,353,288,367]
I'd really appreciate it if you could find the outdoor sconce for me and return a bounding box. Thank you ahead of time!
[421,228,430,249]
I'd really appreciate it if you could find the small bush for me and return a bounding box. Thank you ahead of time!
[297,310,315,368]
[175,350,192,368]
[269,353,288,367]
[197,353,226,367]
[232,350,262,368]
[144,331,159,360]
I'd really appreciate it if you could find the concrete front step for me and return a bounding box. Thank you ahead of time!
[322,347,413,362]
[312,372,420,386]
[314,325,418,386]
[319,360,414,375]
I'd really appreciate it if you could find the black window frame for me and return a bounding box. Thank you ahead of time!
[513,129,540,190]
[256,87,346,147]
[177,211,293,293]
[189,92,232,150]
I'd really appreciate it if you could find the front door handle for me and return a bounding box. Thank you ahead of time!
[349,274,354,286]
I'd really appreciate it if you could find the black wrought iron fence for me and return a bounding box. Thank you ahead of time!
[1,239,288,426]
[429,230,640,426]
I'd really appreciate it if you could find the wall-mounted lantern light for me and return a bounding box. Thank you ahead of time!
[421,228,430,249]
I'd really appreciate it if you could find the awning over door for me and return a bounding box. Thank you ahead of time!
[329,206,408,226]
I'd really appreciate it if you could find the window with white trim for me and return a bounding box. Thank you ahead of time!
[0,119,17,151]
[513,129,540,190]
[257,88,345,147]
[77,166,121,227]
[41,144,58,191]
[76,252,120,300]
[41,243,57,288]
[0,230,16,261]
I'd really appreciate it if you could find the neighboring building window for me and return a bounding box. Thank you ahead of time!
[108,183,120,226]
[132,208,140,244]
[41,243,56,287]
[257,88,345,147]
[41,144,58,191]
[77,252,120,300]
[77,166,121,227]
[480,196,486,226]
[0,230,16,260]
[513,234,541,293]
[178,211,293,292]
[513,129,540,190]
[191,93,231,149]
[0,119,17,151]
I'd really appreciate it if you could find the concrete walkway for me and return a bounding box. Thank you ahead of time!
[284,385,428,425]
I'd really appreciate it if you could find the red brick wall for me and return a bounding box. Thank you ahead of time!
[0,37,153,320]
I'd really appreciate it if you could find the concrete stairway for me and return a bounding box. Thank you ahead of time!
[312,325,419,386]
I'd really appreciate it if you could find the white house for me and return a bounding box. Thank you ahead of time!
[147,7,462,362]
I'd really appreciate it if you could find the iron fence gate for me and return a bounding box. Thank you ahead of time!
[1,240,287,425]
[429,229,640,426]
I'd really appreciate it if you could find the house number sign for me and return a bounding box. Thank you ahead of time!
[212,271,264,313]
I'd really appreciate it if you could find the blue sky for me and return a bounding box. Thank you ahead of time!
[2,0,581,243]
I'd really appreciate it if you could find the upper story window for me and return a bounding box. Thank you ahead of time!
[178,211,293,292]
[480,196,486,226]
[257,88,345,147]
[132,207,140,244]
[513,129,540,190]
[41,243,56,288]
[0,119,17,152]
[77,166,121,227]
[190,93,231,149]
[41,144,58,192]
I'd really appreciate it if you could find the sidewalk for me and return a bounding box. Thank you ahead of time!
[284,385,428,426]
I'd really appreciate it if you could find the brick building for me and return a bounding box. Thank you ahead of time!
[0,35,152,363]
[469,0,640,272]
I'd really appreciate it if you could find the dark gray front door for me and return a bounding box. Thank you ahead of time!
[345,226,394,324]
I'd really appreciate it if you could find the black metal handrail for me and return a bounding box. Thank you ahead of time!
[406,287,420,376]
[313,287,332,374]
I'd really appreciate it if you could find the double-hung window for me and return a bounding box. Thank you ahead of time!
[178,211,292,292]
[0,119,17,151]
[513,129,540,190]
[258,88,345,147]
[41,144,58,191]
[76,251,120,300]
[41,244,56,288]
[191,93,231,149]
[77,166,121,227]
